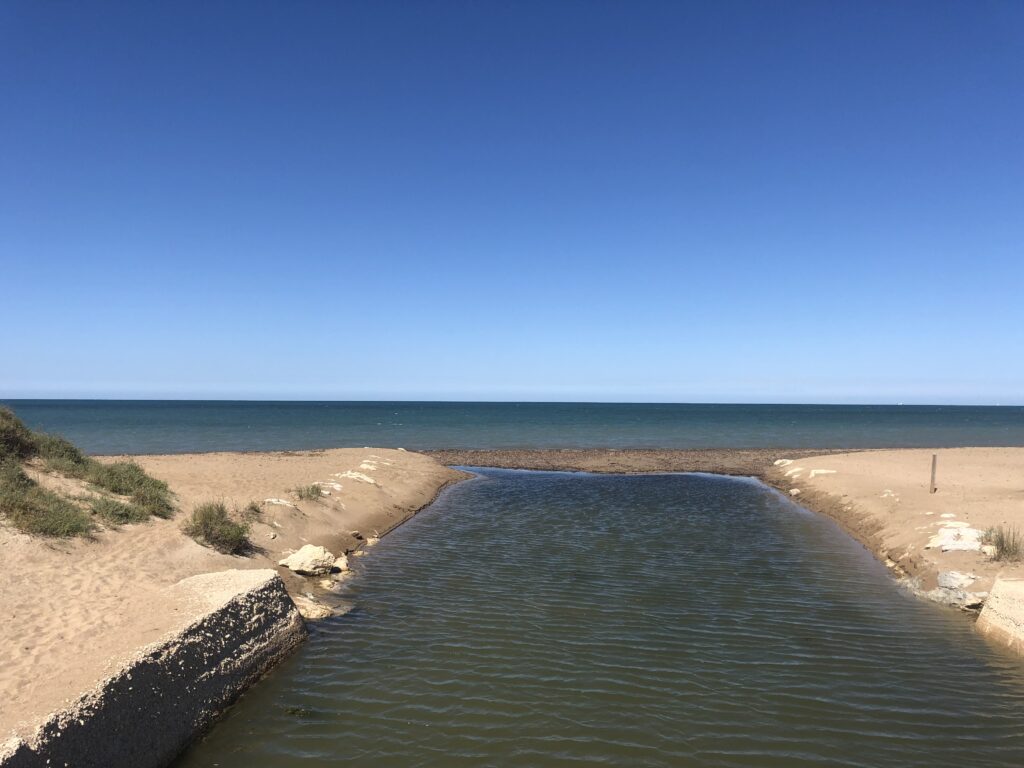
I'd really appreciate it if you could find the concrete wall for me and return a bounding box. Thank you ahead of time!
[0,569,306,768]
[976,577,1024,655]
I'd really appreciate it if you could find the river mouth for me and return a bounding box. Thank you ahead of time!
[176,470,1024,767]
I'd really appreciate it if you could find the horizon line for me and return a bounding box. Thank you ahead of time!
[1,397,1020,408]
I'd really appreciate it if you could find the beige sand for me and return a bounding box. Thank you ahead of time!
[0,448,464,741]
[772,448,1024,595]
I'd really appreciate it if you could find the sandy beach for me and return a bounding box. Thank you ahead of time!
[0,448,464,743]
[772,448,1024,599]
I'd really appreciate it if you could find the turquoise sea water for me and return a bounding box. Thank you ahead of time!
[176,471,1024,767]
[3,400,1024,454]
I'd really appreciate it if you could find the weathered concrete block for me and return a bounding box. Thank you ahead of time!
[977,577,1024,655]
[1,569,306,768]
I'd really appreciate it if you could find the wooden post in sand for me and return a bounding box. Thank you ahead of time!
[930,453,938,494]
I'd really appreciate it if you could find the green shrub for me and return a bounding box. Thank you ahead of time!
[91,496,149,525]
[241,500,263,522]
[34,433,91,477]
[0,408,37,461]
[183,502,250,554]
[88,460,151,494]
[292,484,323,501]
[88,461,174,518]
[0,459,93,537]
[0,408,175,535]
[983,525,1023,562]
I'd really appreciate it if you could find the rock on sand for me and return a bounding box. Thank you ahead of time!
[278,545,335,576]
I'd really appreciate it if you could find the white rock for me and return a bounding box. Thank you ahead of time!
[293,595,334,620]
[789,488,802,496]
[365,536,381,547]
[774,459,793,467]
[938,571,977,590]
[278,545,336,576]
[332,555,350,572]
[926,526,983,552]
[335,470,378,485]
[925,587,986,610]
[809,469,836,478]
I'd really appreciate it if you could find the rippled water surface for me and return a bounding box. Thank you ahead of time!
[176,471,1024,767]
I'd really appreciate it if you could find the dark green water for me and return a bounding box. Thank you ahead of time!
[4,400,1024,454]
[176,471,1024,767]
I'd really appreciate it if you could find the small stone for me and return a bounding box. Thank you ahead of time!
[365,536,381,547]
[266,532,278,540]
[789,488,802,496]
[982,544,998,558]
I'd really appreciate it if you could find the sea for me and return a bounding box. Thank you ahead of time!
[3,400,1023,454]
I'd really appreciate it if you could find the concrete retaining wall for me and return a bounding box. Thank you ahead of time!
[976,577,1024,656]
[0,569,306,768]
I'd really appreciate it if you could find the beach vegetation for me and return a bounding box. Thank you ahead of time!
[183,501,251,555]
[90,496,150,525]
[0,408,37,461]
[0,408,175,534]
[87,461,174,518]
[292,484,323,501]
[241,500,263,522]
[983,525,1023,562]
[34,432,91,476]
[0,459,94,537]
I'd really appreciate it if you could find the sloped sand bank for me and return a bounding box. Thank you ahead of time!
[0,448,465,763]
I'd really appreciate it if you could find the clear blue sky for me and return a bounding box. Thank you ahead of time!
[2,1,1021,403]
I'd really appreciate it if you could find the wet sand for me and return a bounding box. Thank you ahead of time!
[427,448,845,476]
